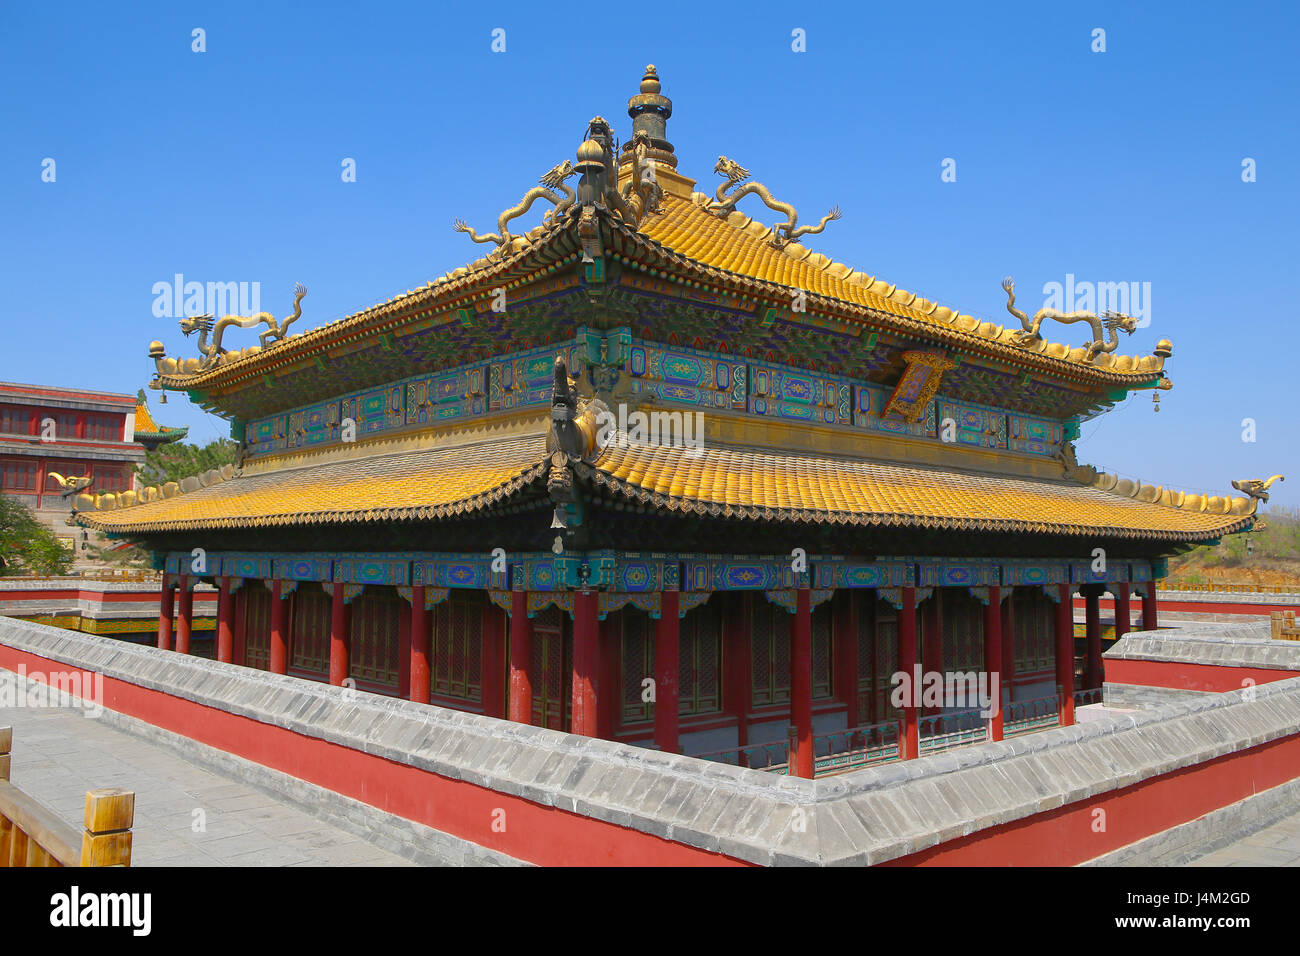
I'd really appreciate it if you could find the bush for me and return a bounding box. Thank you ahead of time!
[0,494,74,576]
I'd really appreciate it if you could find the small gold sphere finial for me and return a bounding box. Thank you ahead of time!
[576,138,604,165]
[1154,339,1173,358]
[148,341,165,357]
[640,64,660,94]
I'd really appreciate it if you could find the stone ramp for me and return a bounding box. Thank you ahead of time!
[1,667,509,866]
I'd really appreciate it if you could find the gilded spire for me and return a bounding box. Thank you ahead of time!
[626,64,675,168]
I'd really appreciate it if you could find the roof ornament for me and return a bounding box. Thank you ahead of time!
[708,157,841,248]
[172,284,308,373]
[1231,475,1285,503]
[452,160,578,254]
[575,117,640,228]
[1001,276,1138,363]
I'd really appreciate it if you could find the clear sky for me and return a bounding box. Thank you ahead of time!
[2,0,1296,510]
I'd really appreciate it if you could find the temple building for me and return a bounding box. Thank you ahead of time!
[73,67,1276,777]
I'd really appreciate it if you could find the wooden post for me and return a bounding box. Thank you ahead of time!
[570,590,599,737]
[898,587,919,759]
[791,587,814,779]
[409,586,430,704]
[175,574,192,655]
[80,788,134,867]
[655,590,680,754]
[1056,584,1076,726]
[269,580,288,675]
[1001,587,1016,699]
[723,593,750,764]
[983,586,1004,742]
[1114,582,1132,642]
[1084,584,1103,690]
[0,725,10,782]
[329,583,350,686]
[157,572,174,651]
[921,590,942,715]
[216,578,234,663]
[507,592,532,724]
[1142,581,1159,632]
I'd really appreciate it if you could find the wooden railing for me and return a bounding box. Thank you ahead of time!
[0,727,135,867]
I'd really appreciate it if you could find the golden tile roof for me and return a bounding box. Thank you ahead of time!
[579,440,1256,542]
[77,435,548,533]
[635,194,1166,378]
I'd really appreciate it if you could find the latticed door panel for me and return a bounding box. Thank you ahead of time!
[812,603,833,700]
[1013,588,1056,676]
[871,600,900,722]
[350,590,401,687]
[680,599,721,716]
[289,586,331,675]
[620,610,654,725]
[943,590,984,674]
[433,596,482,702]
[531,607,564,730]
[243,585,271,670]
[751,602,791,707]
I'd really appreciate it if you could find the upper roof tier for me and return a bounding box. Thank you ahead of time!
[146,66,1172,421]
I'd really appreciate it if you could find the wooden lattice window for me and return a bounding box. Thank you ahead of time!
[289,585,331,676]
[243,584,271,670]
[680,599,721,716]
[942,590,985,674]
[530,606,565,730]
[1013,587,1056,675]
[0,406,29,436]
[432,595,482,702]
[812,602,833,700]
[619,609,654,725]
[349,589,401,687]
[751,601,791,707]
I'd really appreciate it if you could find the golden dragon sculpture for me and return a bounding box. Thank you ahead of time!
[1001,276,1138,362]
[178,284,306,371]
[454,161,578,252]
[1231,475,1285,502]
[709,156,840,247]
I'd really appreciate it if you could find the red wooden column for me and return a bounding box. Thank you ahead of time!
[834,590,859,729]
[328,584,350,686]
[1084,584,1103,690]
[983,586,1003,742]
[1001,588,1016,695]
[481,600,506,719]
[269,580,288,675]
[791,587,814,779]
[596,613,617,740]
[409,586,430,704]
[157,572,175,651]
[655,590,680,754]
[897,587,919,759]
[722,593,749,762]
[507,592,533,724]
[175,574,193,655]
[1114,583,1132,642]
[216,578,234,663]
[570,590,600,737]
[1056,584,1076,725]
[1142,581,1159,631]
[921,590,943,715]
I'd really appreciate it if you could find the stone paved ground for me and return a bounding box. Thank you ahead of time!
[1,700,412,867]
[1185,810,1300,867]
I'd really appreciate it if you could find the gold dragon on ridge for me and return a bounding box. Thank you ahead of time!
[1001,276,1139,362]
[177,283,307,371]
[454,160,579,253]
[709,156,841,247]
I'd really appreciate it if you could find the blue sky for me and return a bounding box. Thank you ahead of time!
[2,0,1296,510]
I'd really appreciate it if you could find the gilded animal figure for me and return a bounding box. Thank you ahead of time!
[179,284,306,370]
[1001,277,1138,362]
[47,473,92,496]
[709,156,841,246]
[1231,475,1285,503]
[454,161,578,251]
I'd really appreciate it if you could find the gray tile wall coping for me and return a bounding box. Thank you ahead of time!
[1107,623,1300,671]
[4,617,1300,866]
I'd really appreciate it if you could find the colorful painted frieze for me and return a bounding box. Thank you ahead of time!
[937,400,1008,450]
[626,341,746,411]
[1008,413,1065,456]
[748,363,851,425]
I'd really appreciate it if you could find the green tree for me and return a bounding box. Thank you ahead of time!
[0,494,74,576]
[135,439,238,486]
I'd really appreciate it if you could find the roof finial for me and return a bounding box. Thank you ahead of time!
[627,63,674,161]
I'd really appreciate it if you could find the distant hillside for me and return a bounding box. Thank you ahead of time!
[1166,506,1300,587]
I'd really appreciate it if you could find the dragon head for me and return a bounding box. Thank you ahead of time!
[539,160,576,189]
[714,156,750,184]
[178,314,214,337]
[1102,312,1139,335]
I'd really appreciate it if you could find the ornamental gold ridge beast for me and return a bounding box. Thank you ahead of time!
[453,160,579,253]
[708,156,841,248]
[175,283,308,372]
[1001,276,1139,362]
